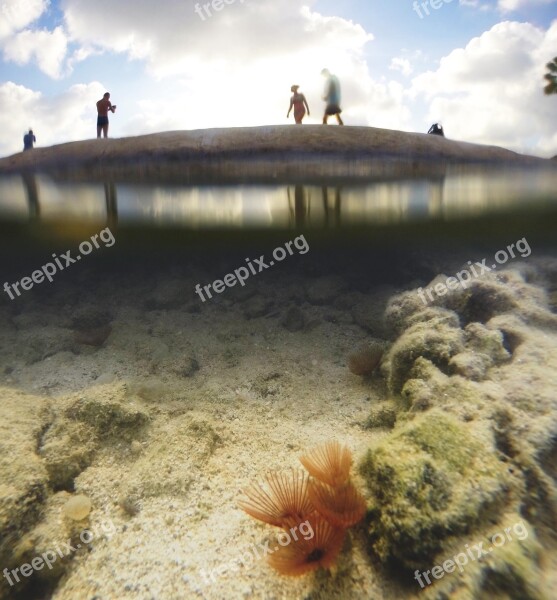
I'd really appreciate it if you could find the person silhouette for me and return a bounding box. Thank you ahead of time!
[23,129,36,151]
[321,69,344,125]
[96,92,117,138]
[427,123,445,137]
[287,85,310,124]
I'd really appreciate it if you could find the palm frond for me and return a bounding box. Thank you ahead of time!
[546,58,557,73]
[543,58,557,95]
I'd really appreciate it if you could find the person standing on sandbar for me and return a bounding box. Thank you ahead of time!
[321,69,344,125]
[96,92,117,138]
[287,85,310,124]
[23,129,36,151]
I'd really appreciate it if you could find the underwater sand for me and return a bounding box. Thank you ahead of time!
[1,233,557,600]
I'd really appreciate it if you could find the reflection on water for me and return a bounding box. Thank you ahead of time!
[22,173,40,221]
[287,185,343,228]
[0,166,556,229]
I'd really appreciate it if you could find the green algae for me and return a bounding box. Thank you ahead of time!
[364,402,398,430]
[421,516,547,600]
[359,411,511,567]
[387,313,464,394]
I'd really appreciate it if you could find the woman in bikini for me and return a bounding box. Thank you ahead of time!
[287,85,310,124]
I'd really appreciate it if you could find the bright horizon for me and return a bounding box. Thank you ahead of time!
[0,0,556,158]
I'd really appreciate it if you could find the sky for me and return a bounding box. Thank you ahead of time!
[0,0,556,157]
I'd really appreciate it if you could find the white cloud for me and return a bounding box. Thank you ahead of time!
[459,0,489,10]
[0,0,72,78]
[390,57,413,76]
[3,26,68,78]
[0,80,107,156]
[61,0,374,76]
[459,0,557,14]
[0,0,49,39]
[498,0,556,13]
[411,20,557,156]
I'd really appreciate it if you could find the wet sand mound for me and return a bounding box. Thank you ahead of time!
[0,126,553,184]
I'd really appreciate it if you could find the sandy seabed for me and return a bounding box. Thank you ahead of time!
[1,244,557,600]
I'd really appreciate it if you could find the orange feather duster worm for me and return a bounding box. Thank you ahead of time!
[267,514,346,576]
[238,441,367,577]
[308,479,367,528]
[299,441,352,487]
[237,469,314,528]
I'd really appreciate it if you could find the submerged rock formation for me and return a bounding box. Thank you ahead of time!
[360,261,557,598]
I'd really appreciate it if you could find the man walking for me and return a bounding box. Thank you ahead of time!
[321,69,344,125]
[23,129,36,151]
[96,92,117,138]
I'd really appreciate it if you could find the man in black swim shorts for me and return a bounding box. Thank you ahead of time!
[96,92,116,138]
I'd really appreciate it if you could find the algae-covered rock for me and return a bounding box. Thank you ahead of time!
[400,356,499,418]
[39,383,149,490]
[449,323,510,382]
[458,280,519,324]
[387,310,465,393]
[359,411,511,567]
[364,403,397,430]
[361,263,557,596]
[9,491,114,597]
[420,515,547,600]
[384,297,516,397]
[420,267,557,330]
[64,383,149,438]
[0,389,51,600]
[11,492,77,583]
[0,389,50,569]
[400,357,452,412]
[39,420,97,490]
[449,350,494,380]
[464,322,511,361]
[384,290,431,335]
[404,306,461,330]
